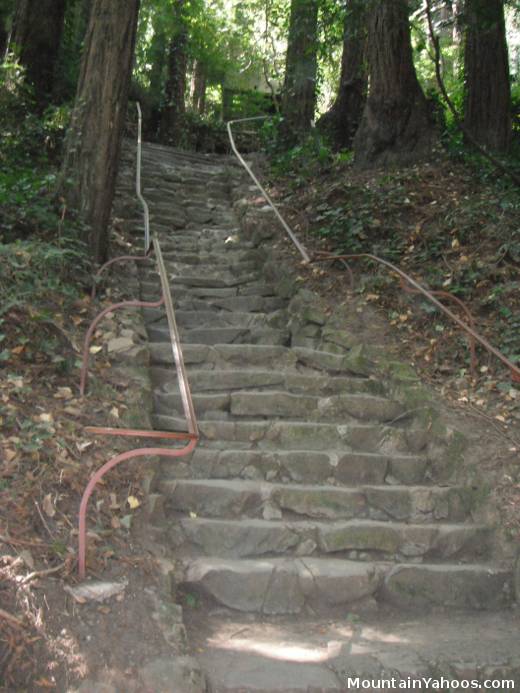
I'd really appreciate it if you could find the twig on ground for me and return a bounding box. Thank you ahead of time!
[34,502,56,541]
[19,561,66,585]
[0,608,27,630]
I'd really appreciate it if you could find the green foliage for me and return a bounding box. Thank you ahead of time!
[0,56,88,314]
[262,117,334,177]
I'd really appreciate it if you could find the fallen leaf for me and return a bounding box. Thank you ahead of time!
[2,448,17,463]
[76,441,93,452]
[54,387,73,400]
[109,493,120,510]
[127,495,141,510]
[38,413,54,423]
[42,494,56,518]
[89,346,103,354]
[19,549,35,570]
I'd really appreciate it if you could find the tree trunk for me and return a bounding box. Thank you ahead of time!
[159,0,188,146]
[58,0,140,264]
[317,0,367,150]
[222,86,233,121]
[10,0,66,106]
[354,0,435,167]
[464,0,511,153]
[0,0,13,58]
[191,60,206,115]
[282,0,318,143]
[52,0,93,102]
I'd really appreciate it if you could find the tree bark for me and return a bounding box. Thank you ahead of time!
[317,0,367,150]
[282,0,319,143]
[191,59,206,115]
[0,0,13,58]
[464,0,511,153]
[10,0,66,106]
[159,0,188,146]
[354,0,435,167]
[58,0,140,264]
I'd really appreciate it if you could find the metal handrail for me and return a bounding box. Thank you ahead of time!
[227,117,311,263]
[91,103,153,299]
[77,104,198,579]
[227,116,520,384]
[136,102,151,255]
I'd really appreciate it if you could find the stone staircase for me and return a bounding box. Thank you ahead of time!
[113,141,517,691]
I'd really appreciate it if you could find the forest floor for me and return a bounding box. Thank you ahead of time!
[0,242,174,690]
[1,147,520,690]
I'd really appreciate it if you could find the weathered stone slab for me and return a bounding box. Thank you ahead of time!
[199,650,343,692]
[181,518,304,557]
[139,657,206,693]
[231,391,317,418]
[298,558,382,606]
[382,564,512,610]
[274,485,366,520]
[317,395,404,423]
[162,479,263,518]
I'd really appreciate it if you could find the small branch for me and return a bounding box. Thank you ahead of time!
[424,0,520,188]
[19,561,67,585]
[0,534,51,549]
[0,607,27,630]
[34,501,56,541]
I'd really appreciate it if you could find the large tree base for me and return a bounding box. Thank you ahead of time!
[354,95,436,168]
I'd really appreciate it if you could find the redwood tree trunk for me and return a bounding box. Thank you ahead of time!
[59,0,140,264]
[191,60,206,115]
[160,0,188,146]
[464,0,511,152]
[318,0,367,150]
[354,0,435,167]
[10,0,66,106]
[282,0,319,142]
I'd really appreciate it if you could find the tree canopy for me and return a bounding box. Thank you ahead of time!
[0,0,519,263]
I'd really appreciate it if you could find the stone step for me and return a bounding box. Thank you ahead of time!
[150,367,382,397]
[181,557,512,613]
[143,308,284,331]
[171,294,286,314]
[159,448,430,486]
[152,416,408,456]
[175,517,490,562]
[159,479,472,523]
[154,390,405,425]
[163,258,260,275]
[148,324,290,346]
[139,265,262,287]
[150,344,384,383]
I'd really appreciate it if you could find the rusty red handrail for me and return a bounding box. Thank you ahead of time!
[78,439,197,579]
[91,253,152,300]
[313,251,520,383]
[398,278,478,376]
[77,102,199,579]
